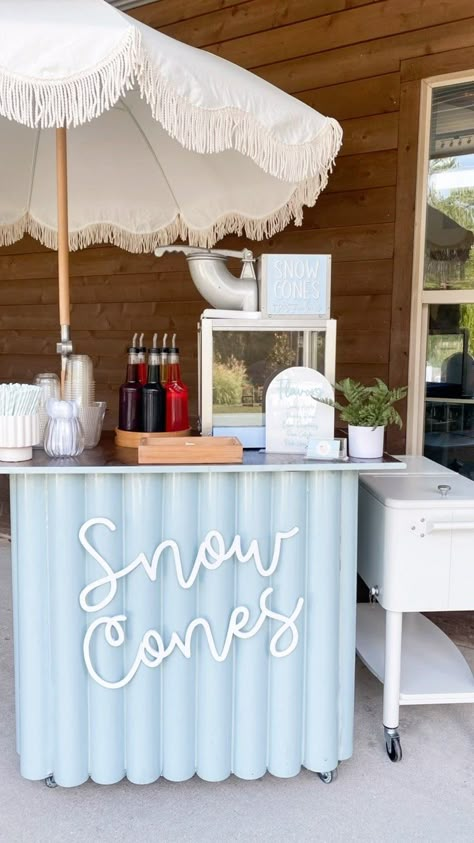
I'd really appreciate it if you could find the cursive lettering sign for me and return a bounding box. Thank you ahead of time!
[266,367,334,454]
[79,519,304,689]
[83,587,304,690]
[79,518,299,613]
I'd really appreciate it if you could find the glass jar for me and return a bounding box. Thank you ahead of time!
[44,399,85,458]
[33,373,61,448]
[33,372,60,403]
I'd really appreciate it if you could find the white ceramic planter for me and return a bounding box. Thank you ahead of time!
[348,424,385,459]
[0,414,40,461]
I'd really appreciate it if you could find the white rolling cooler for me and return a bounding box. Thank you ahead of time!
[357,457,474,762]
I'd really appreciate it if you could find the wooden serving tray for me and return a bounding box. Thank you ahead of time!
[115,427,191,448]
[138,436,243,465]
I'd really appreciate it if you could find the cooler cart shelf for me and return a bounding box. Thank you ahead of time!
[357,604,474,705]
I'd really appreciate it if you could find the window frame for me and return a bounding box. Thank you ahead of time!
[407,71,474,455]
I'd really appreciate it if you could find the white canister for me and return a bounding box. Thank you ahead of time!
[0,415,40,461]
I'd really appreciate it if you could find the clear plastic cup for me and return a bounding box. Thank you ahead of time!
[78,401,106,448]
[66,355,93,374]
[64,355,95,407]
[63,382,95,407]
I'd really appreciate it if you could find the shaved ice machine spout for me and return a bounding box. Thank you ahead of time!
[154,246,258,311]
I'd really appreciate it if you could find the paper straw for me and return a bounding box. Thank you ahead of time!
[0,384,41,416]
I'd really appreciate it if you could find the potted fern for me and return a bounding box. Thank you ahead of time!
[314,378,408,458]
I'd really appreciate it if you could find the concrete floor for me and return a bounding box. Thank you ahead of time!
[0,541,472,843]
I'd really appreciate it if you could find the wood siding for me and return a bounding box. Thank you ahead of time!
[1,1,474,438]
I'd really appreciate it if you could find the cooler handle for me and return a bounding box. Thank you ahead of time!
[427,521,474,533]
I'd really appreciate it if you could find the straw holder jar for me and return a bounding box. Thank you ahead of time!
[0,384,41,461]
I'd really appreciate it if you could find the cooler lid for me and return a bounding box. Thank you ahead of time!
[375,455,454,476]
[360,471,474,508]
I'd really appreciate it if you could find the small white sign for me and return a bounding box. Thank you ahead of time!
[260,254,331,318]
[306,437,347,461]
[265,367,334,454]
[306,438,341,460]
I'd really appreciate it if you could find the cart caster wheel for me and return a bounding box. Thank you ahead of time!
[385,733,402,763]
[318,769,338,784]
[45,775,57,789]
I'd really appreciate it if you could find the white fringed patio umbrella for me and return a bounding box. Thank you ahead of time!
[0,0,342,376]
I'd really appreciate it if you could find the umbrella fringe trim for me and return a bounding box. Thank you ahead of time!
[0,177,327,252]
[0,23,342,184]
[0,27,140,129]
[137,53,343,184]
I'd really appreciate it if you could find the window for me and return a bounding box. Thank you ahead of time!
[409,77,474,479]
[425,83,474,291]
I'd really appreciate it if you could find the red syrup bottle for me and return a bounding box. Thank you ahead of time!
[165,336,189,432]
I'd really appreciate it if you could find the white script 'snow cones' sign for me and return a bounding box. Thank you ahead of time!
[265,367,334,454]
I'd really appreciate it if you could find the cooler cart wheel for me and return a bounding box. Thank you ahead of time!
[318,769,338,784]
[45,775,58,788]
[384,727,402,763]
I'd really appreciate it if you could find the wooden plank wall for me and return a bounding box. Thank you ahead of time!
[0,240,208,426]
[1,1,474,436]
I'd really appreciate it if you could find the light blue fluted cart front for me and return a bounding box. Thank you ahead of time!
[4,449,403,787]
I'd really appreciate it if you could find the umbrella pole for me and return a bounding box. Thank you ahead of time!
[55,127,73,396]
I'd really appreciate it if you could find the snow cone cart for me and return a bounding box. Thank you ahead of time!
[2,247,405,788]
